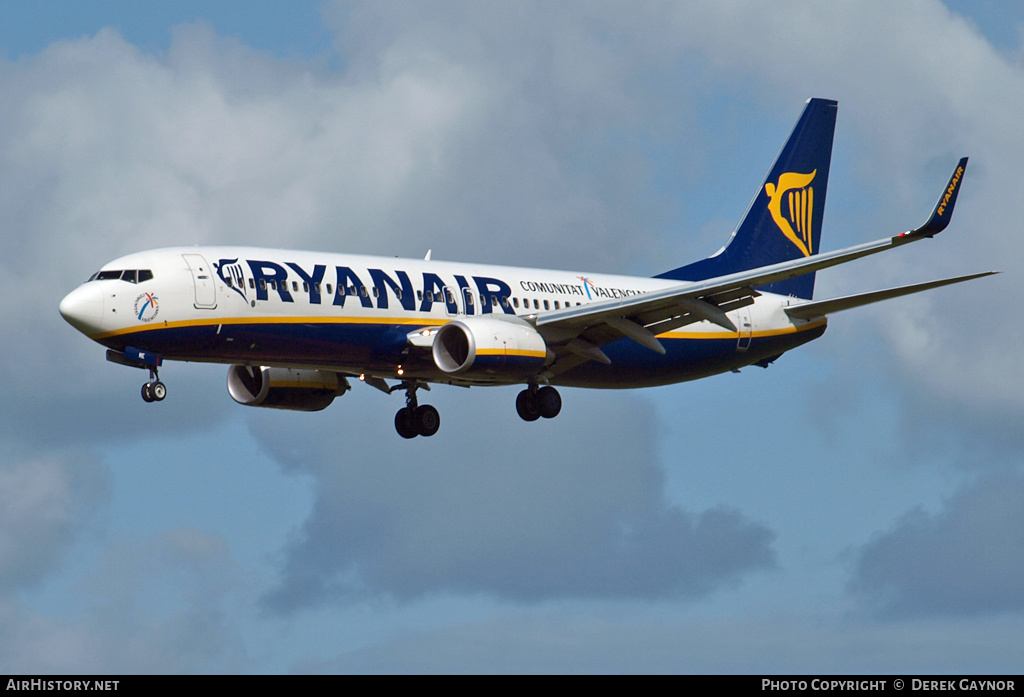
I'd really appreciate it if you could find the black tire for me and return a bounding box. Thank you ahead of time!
[151,381,167,401]
[516,389,541,421]
[415,404,441,437]
[141,383,155,402]
[395,407,418,439]
[537,386,561,419]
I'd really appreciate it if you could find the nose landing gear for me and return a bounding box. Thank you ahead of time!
[106,348,167,403]
[141,367,166,402]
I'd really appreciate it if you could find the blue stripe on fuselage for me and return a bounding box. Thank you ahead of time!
[98,317,825,388]
[552,324,825,388]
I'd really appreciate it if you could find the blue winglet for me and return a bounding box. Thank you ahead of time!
[907,157,968,238]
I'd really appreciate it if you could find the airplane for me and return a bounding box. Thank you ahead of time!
[59,98,994,438]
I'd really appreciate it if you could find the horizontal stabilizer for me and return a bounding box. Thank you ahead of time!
[784,271,997,320]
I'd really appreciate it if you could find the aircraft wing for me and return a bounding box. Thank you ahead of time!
[530,158,972,369]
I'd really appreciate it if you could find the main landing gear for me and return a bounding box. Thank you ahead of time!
[394,381,440,439]
[515,385,561,421]
[140,367,167,403]
[389,382,562,437]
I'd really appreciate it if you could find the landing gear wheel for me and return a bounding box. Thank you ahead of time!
[393,381,442,438]
[142,381,166,402]
[415,404,440,437]
[537,386,561,419]
[395,407,418,439]
[516,389,541,421]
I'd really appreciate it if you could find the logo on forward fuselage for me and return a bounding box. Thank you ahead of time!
[134,292,159,322]
[765,170,817,257]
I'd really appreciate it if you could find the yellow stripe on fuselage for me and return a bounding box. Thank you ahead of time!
[89,314,452,341]
[91,314,826,344]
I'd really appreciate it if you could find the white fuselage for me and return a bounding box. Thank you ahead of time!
[59,246,826,389]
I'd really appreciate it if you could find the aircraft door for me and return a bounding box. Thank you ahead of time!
[182,253,217,309]
[736,306,752,351]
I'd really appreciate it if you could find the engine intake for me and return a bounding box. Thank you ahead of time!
[227,366,350,411]
[432,317,548,376]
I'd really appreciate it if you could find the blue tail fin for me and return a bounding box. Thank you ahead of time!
[657,98,838,299]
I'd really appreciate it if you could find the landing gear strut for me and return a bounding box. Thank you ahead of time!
[394,381,440,438]
[141,367,167,403]
[516,385,561,421]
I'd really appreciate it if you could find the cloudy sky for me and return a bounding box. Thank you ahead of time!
[1,0,1022,674]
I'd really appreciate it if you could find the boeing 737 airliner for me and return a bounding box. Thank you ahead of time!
[59,99,993,437]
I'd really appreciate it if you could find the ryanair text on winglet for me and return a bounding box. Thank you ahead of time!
[936,164,965,218]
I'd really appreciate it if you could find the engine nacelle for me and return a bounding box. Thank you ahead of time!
[227,366,350,411]
[432,316,549,377]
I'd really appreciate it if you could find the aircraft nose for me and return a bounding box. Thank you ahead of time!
[59,283,105,335]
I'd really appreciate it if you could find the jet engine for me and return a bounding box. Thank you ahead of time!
[227,365,350,411]
[432,316,549,377]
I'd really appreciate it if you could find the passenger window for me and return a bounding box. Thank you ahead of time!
[543,300,550,310]
[361,286,368,297]
[326,284,333,295]
[249,278,255,289]
[554,301,560,309]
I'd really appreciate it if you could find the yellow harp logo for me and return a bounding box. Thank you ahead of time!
[765,169,817,257]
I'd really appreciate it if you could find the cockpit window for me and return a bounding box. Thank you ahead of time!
[91,269,154,283]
